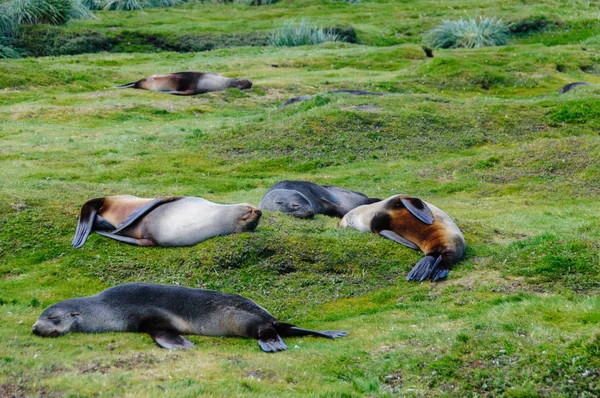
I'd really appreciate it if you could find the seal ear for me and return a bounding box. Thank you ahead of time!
[400,197,434,225]
[149,330,194,350]
[319,199,348,218]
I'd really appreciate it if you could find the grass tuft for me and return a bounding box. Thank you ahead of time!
[103,0,146,10]
[269,18,339,47]
[427,17,509,49]
[0,44,22,58]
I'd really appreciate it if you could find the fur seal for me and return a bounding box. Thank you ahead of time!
[115,72,252,95]
[259,180,380,219]
[71,195,261,248]
[32,283,347,352]
[339,194,465,282]
[558,82,589,93]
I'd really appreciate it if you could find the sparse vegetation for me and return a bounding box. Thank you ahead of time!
[428,17,509,49]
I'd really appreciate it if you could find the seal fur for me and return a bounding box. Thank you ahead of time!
[115,72,252,95]
[339,194,465,282]
[259,180,380,219]
[32,283,347,352]
[71,195,261,248]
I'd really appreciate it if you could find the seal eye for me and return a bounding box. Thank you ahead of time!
[290,203,300,209]
[47,315,57,320]
[275,201,283,205]
[70,312,80,317]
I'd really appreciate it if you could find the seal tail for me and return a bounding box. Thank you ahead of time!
[406,253,450,282]
[273,322,348,340]
[71,198,104,249]
[113,81,139,89]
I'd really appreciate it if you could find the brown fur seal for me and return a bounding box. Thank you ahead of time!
[32,283,347,352]
[115,72,252,95]
[71,195,261,248]
[339,194,465,282]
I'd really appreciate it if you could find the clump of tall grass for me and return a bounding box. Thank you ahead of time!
[0,6,19,37]
[0,0,92,33]
[103,0,146,10]
[200,0,278,5]
[427,17,509,49]
[269,19,339,47]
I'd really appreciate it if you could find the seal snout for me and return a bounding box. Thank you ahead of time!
[31,321,60,337]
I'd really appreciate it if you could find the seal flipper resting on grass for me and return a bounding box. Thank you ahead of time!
[115,72,252,96]
[259,180,380,219]
[31,283,347,353]
[71,195,262,248]
[339,195,465,282]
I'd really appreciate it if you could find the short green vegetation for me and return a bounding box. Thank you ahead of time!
[1,0,599,396]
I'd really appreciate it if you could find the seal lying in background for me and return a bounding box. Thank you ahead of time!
[32,283,347,352]
[259,180,380,219]
[339,194,465,282]
[558,82,589,94]
[115,72,252,95]
[71,195,261,248]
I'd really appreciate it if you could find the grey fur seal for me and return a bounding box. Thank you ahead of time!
[115,72,252,95]
[558,82,589,93]
[339,194,465,282]
[259,180,380,219]
[32,283,347,352]
[71,195,261,248]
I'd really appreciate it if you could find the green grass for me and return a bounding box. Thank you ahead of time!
[1,0,600,396]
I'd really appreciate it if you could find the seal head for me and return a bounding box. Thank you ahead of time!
[259,189,315,219]
[32,301,82,337]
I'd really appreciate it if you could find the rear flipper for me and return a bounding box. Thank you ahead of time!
[406,254,449,282]
[257,335,288,353]
[274,322,348,340]
[72,198,105,249]
[114,81,139,89]
[150,330,194,350]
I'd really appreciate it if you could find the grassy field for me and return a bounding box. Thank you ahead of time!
[1,0,600,396]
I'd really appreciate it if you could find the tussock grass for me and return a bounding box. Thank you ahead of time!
[269,19,339,47]
[428,17,509,49]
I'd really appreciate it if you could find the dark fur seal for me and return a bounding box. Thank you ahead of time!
[259,180,380,219]
[71,195,261,248]
[558,82,589,94]
[32,283,347,352]
[339,195,465,282]
[115,72,252,95]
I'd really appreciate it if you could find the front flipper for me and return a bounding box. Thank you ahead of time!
[379,230,420,250]
[162,90,196,96]
[257,335,288,353]
[150,330,194,350]
[406,254,446,282]
[95,231,156,247]
[319,198,348,218]
[112,196,182,234]
[401,197,435,225]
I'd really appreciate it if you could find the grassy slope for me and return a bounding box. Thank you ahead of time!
[1,0,600,396]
